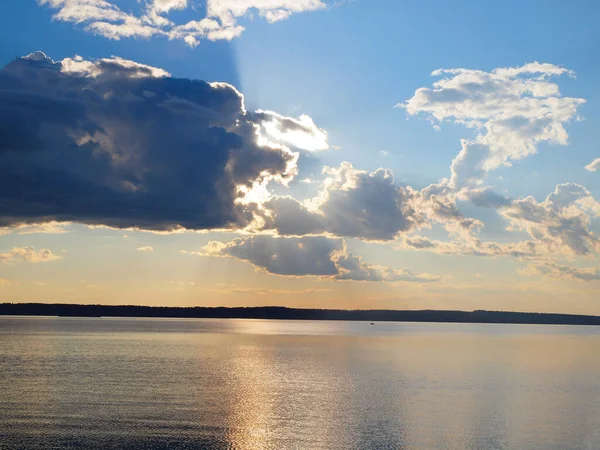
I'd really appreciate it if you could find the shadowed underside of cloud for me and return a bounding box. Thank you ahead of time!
[38,0,328,46]
[197,235,440,282]
[0,52,327,232]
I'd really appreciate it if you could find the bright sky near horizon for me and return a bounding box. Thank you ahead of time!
[1,0,600,314]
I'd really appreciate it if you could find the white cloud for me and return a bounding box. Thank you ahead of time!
[206,0,326,25]
[585,157,600,172]
[0,247,62,264]
[384,62,597,265]
[400,62,584,189]
[38,0,328,46]
[149,0,187,14]
[197,235,439,282]
[136,246,154,252]
[499,183,600,255]
[61,54,170,78]
[401,182,600,259]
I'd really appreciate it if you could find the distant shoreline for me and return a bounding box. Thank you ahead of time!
[1,303,600,326]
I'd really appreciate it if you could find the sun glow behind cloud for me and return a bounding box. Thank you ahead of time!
[0,0,600,318]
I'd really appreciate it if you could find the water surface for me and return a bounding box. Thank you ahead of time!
[1,317,599,449]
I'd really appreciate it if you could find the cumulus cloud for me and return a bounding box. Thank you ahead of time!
[136,246,154,252]
[386,62,599,266]
[0,247,62,264]
[39,0,327,46]
[523,262,600,281]
[198,235,439,282]
[401,182,600,259]
[0,52,326,233]
[499,183,600,255]
[585,157,600,172]
[254,161,489,242]
[400,62,584,189]
[260,162,425,240]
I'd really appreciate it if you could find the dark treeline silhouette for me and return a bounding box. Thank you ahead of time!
[1,303,600,325]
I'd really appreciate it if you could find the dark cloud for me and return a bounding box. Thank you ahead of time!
[0,52,299,232]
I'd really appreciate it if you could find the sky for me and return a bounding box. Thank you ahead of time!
[1,0,600,314]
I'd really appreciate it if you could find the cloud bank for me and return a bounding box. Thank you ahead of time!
[0,52,326,232]
[3,54,596,285]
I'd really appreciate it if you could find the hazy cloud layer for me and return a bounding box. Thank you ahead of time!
[523,262,600,282]
[199,235,439,282]
[39,0,327,46]
[400,235,540,258]
[0,52,326,232]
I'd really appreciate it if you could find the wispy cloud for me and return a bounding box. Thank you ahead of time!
[0,247,62,264]
[38,0,328,46]
[585,157,600,172]
[522,262,600,282]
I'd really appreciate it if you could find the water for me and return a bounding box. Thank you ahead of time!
[1,317,599,450]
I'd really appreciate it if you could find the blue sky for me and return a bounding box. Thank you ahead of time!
[1,0,600,313]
